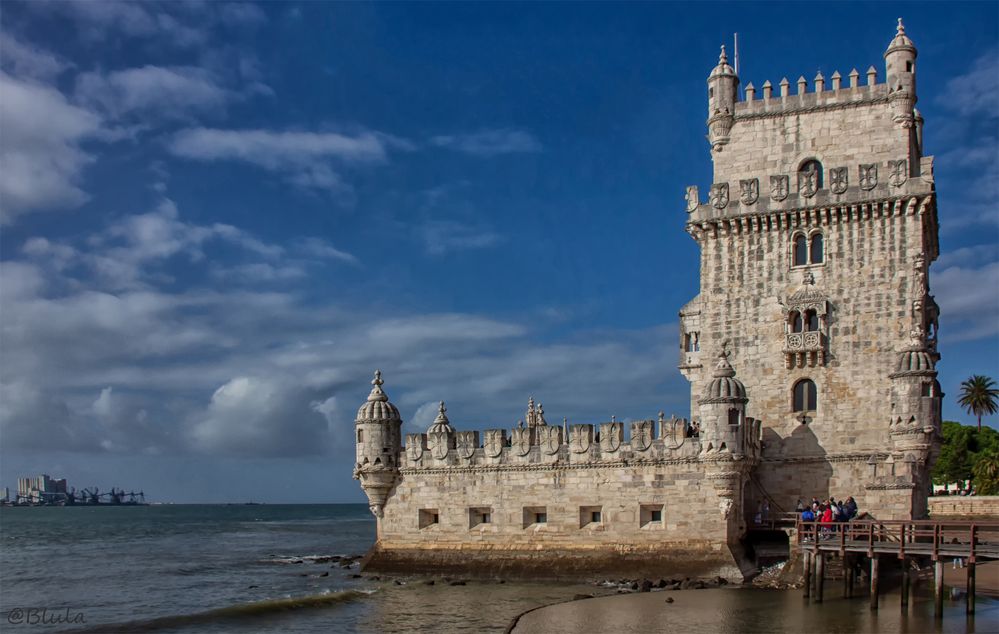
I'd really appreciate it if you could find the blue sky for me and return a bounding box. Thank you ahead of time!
[1,2,996,503]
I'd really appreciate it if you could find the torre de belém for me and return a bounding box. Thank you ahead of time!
[352,20,942,581]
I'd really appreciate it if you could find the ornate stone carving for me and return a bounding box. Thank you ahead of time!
[685,185,699,212]
[511,427,531,456]
[456,431,478,460]
[542,426,562,455]
[710,183,729,209]
[888,159,908,187]
[719,498,733,519]
[406,434,424,461]
[798,167,818,198]
[600,422,623,453]
[769,175,789,201]
[631,420,654,451]
[859,163,878,190]
[570,424,592,453]
[739,178,759,205]
[484,429,505,458]
[830,167,848,194]
[429,431,450,460]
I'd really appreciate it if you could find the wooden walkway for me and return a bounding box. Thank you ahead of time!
[794,519,999,618]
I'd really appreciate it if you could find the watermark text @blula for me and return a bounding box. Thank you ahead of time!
[6,607,86,626]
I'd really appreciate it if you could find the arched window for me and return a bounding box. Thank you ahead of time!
[793,379,817,412]
[790,311,803,333]
[793,234,808,267]
[804,310,819,332]
[357,429,363,443]
[810,233,824,264]
[799,159,823,189]
[728,409,741,426]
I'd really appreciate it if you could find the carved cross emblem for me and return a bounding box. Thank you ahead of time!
[739,178,759,205]
[859,163,878,190]
[406,434,424,461]
[429,431,449,460]
[542,426,562,455]
[570,425,591,453]
[456,431,477,459]
[484,429,505,458]
[600,422,622,453]
[631,420,653,451]
[798,165,818,198]
[511,427,531,456]
[770,175,789,201]
[710,183,729,209]
[829,167,848,194]
[888,159,908,187]
[685,185,699,213]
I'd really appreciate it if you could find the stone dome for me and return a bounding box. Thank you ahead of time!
[709,45,736,78]
[885,18,916,56]
[427,401,454,434]
[703,352,747,402]
[356,370,401,422]
[894,347,936,375]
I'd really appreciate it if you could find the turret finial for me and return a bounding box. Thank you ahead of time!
[897,17,905,34]
[372,370,383,386]
[367,370,388,402]
[719,44,728,65]
[438,400,446,415]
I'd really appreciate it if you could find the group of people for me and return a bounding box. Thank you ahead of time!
[796,496,858,524]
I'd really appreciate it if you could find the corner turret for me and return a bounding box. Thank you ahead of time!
[707,45,739,151]
[698,350,748,455]
[884,18,918,128]
[353,370,402,520]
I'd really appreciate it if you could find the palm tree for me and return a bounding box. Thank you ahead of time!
[957,375,999,432]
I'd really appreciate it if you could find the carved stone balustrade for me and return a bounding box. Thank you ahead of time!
[783,331,827,368]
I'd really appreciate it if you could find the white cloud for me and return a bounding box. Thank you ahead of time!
[75,66,231,120]
[934,261,999,342]
[431,128,542,156]
[938,50,999,118]
[0,71,102,223]
[293,237,359,264]
[420,219,502,255]
[0,32,72,80]
[219,3,268,28]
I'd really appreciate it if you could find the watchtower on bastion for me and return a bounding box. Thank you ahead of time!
[353,21,942,581]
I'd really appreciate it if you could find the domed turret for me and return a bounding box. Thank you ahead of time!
[707,45,739,151]
[884,18,917,127]
[353,370,403,520]
[427,401,454,434]
[703,352,748,402]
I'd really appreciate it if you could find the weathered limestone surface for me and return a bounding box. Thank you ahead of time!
[352,21,942,582]
[928,496,999,519]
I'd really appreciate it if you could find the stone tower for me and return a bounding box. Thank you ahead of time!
[353,370,402,525]
[680,19,941,520]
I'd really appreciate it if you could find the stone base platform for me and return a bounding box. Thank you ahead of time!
[361,542,755,582]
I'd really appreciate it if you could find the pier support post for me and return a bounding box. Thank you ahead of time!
[901,557,909,611]
[966,562,975,615]
[934,560,944,618]
[843,554,851,597]
[803,551,812,599]
[870,556,879,611]
[847,555,855,598]
[815,552,825,603]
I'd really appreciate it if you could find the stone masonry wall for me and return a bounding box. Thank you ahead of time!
[928,496,999,519]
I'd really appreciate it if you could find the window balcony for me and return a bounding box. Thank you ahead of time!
[783,331,827,368]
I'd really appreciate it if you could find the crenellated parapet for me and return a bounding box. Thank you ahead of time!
[401,409,706,472]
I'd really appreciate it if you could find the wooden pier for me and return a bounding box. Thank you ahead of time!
[796,519,999,617]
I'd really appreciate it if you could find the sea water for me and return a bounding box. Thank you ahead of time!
[2,504,995,633]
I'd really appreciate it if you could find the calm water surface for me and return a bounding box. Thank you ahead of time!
[2,504,994,633]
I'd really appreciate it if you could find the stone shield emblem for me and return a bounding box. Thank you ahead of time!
[888,159,908,187]
[685,185,699,213]
[542,426,562,455]
[484,429,505,458]
[770,175,789,202]
[600,422,622,453]
[631,420,654,451]
[429,431,450,460]
[456,431,478,460]
[798,170,817,198]
[710,183,729,209]
[511,427,531,456]
[739,178,759,205]
[829,167,848,194]
[859,164,877,190]
[570,424,592,454]
[406,434,425,461]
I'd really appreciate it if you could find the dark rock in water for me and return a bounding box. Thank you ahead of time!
[351,574,362,579]
[656,579,668,588]
[630,582,639,590]
[292,559,304,564]
[394,580,404,585]
[715,576,728,586]
[616,590,627,594]
[319,572,329,577]
[573,594,593,601]
[299,573,308,577]
[449,580,466,586]
[338,561,352,568]
[664,597,675,604]
[679,578,693,589]
[423,580,435,586]
[370,576,381,581]
[692,581,706,589]
[248,585,258,589]
[640,580,653,593]
[704,578,719,587]
[497,579,506,584]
